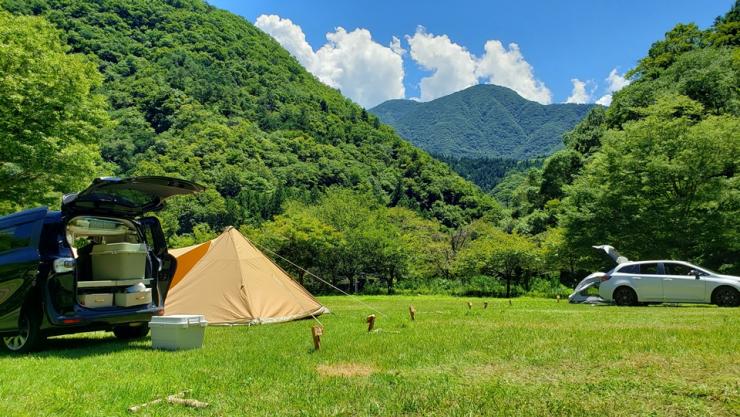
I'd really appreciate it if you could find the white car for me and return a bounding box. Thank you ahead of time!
[570,246,740,307]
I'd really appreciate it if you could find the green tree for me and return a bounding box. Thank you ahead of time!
[255,203,341,286]
[385,207,450,282]
[0,12,109,213]
[630,23,705,80]
[455,228,541,297]
[561,95,739,271]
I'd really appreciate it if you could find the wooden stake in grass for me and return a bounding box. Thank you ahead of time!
[409,305,416,321]
[483,302,488,309]
[311,325,323,351]
[467,302,472,310]
[366,314,376,332]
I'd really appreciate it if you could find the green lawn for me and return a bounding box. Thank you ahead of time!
[0,296,738,416]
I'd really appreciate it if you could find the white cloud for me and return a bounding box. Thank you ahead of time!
[406,28,478,102]
[476,40,552,104]
[406,28,551,104]
[390,36,406,56]
[255,15,318,71]
[595,68,631,106]
[595,94,612,106]
[255,14,405,108]
[606,68,630,92]
[565,78,591,104]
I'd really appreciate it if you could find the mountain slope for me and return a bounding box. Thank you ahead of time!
[2,0,499,230]
[370,85,595,159]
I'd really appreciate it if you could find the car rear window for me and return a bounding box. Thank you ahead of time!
[76,189,158,209]
[617,264,640,274]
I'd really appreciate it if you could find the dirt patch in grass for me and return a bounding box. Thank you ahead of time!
[317,363,376,377]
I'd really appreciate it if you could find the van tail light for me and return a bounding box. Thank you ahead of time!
[53,257,76,273]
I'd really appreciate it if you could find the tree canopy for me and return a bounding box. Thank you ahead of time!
[0,11,109,213]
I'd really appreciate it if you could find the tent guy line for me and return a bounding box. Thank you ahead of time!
[268,268,325,327]
[250,239,389,318]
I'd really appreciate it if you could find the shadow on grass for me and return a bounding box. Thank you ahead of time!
[575,302,719,308]
[647,303,718,308]
[0,334,151,359]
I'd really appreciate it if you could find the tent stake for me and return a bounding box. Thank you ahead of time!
[409,305,416,321]
[311,325,323,351]
[366,314,376,332]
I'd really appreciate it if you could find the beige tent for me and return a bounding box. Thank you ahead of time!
[164,227,328,325]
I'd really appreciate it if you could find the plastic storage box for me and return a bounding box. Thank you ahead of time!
[149,315,208,350]
[79,293,114,308]
[91,243,147,280]
[115,288,152,307]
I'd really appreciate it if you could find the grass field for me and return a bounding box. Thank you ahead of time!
[0,296,738,416]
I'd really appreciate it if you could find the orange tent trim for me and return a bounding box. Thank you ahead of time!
[169,240,211,290]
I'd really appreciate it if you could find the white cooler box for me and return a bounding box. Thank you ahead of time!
[91,243,147,280]
[149,315,207,350]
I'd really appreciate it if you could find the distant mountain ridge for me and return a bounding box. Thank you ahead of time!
[370,84,596,159]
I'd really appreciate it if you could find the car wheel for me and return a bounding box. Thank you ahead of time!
[613,287,638,306]
[2,308,44,353]
[113,324,149,340]
[713,286,739,307]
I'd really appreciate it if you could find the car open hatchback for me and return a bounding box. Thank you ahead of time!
[570,245,740,307]
[0,176,204,352]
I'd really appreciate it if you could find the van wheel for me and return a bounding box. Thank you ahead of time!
[613,287,638,306]
[713,286,739,307]
[2,308,44,353]
[113,324,149,340]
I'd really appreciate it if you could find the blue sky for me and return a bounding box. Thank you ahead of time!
[208,0,733,107]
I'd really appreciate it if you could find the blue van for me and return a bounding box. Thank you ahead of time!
[0,176,203,352]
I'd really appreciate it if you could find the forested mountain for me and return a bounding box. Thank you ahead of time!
[0,0,498,232]
[370,84,595,159]
[432,155,542,192]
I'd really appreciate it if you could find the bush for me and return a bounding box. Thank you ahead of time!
[455,275,525,298]
[526,277,572,298]
[395,278,463,295]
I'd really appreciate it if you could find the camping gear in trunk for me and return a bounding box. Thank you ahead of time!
[91,243,147,280]
[78,293,114,308]
[115,289,152,307]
